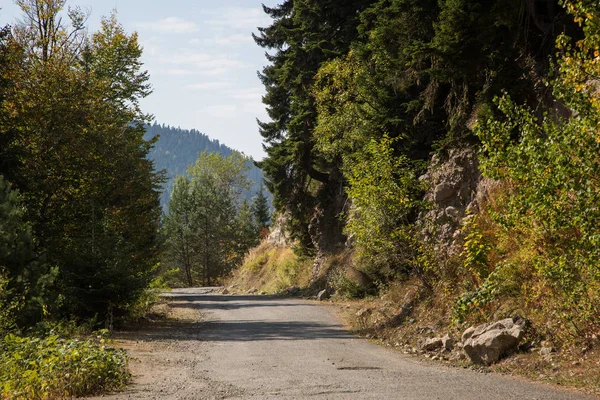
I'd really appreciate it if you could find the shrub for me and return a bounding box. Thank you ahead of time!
[0,331,130,399]
[474,1,600,342]
[345,136,422,281]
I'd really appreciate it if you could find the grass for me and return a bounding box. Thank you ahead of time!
[227,240,313,293]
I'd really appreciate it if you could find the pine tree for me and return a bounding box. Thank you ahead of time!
[162,152,255,287]
[255,0,375,251]
[251,183,271,230]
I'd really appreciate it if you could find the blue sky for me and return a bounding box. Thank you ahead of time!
[0,0,280,160]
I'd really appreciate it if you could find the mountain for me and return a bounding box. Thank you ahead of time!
[143,123,268,211]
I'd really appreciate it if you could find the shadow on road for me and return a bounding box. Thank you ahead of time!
[113,294,352,344]
[167,294,306,310]
[198,319,353,341]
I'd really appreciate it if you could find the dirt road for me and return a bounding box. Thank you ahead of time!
[94,288,594,399]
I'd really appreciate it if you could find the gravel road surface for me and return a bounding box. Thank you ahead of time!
[92,288,595,400]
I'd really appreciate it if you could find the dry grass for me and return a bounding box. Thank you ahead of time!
[333,276,600,397]
[226,240,312,293]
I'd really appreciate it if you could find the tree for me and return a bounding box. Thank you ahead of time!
[162,176,196,287]
[255,0,376,251]
[234,199,259,262]
[0,175,52,329]
[251,183,271,231]
[162,152,257,287]
[2,1,162,321]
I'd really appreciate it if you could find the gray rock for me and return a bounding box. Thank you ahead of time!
[419,337,444,351]
[462,326,476,342]
[434,183,455,202]
[317,289,330,301]
[540,347,554,356]
[247,287,258,294]
[462,317,527,365]
[442,334,455,351]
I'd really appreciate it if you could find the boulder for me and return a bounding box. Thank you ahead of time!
[462,317,527,365]
[418,334,455,352]
[442,334,455,351]
[419,337,444,352]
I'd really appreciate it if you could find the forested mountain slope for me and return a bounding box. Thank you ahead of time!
[143,123,267,209]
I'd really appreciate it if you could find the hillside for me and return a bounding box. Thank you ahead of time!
[227,0,600,393]
[143,123,267,210]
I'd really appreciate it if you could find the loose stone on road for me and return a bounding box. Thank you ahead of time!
[93,288,595,399]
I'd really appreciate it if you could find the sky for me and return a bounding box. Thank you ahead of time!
[0,0,280,161]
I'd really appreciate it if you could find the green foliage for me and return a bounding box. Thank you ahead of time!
[251,183,271,230]
[162,152,260,287]
[0,1,163,322]
[0,331,130,399]
[345,136,421,280]
[255,0,374,250]
[461,215,492,283]
[0,176,51,330]
[453,267,501,324]
[475,1,600,338]
[327,269,371,299]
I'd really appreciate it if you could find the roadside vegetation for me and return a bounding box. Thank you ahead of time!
[231,0,600,393]
[0,0,160,396]
[159,151,270,288]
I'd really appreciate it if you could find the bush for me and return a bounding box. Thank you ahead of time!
[345,136,421,281]
[0,331,130,399]
[474,1,600,342]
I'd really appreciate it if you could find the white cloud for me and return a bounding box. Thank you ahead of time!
[136,17,199,34]
[188,81,233,90]
[204,33,253,46]
[156,50,247,76]
[205,7,271,31]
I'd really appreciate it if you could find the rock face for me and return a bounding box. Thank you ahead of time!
[462,317,527,365]
[267,213,292,246]
[418,147,483,259]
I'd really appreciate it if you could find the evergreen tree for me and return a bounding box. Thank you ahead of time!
[0,176,51,328]
[251,183,271,230]
[234,199,260,261]
[162,152,256,287]
[255,0,376,251]
[162,176,197,287]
